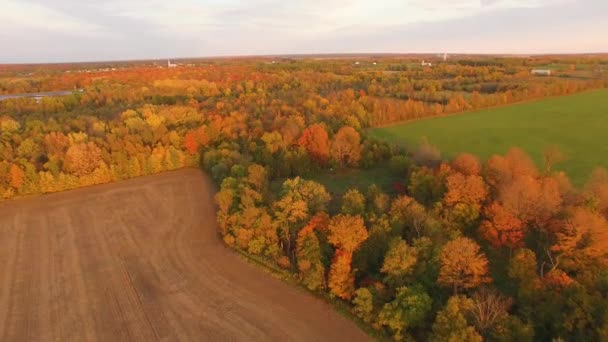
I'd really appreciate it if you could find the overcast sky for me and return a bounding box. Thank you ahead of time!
[0,0,606,63]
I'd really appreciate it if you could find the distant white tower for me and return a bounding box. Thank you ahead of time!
[443,53,448,62]
[167,60,177,68]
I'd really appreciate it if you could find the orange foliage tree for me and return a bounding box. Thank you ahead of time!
[328,250,355,299]
[298,123,330,166]
[64,142,103,177]
[452,153,482,176]
[438,237,491,293]
[479,202,524,249]
[552,208,608,270]
[183,126,210,155]
[327,214,368,299]
[327,214,368,253]
[330,126,361,167]
[9,164,24,189]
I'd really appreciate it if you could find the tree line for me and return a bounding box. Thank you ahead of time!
[209,131,608,340]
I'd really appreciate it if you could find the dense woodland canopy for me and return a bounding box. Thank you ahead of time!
[2,55,608,340]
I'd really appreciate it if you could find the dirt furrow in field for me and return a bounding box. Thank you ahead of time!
[0,169,371,341]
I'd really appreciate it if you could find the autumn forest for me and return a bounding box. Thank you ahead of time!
[2,55,608,341]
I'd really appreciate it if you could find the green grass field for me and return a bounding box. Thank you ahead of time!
[370,89,608,186]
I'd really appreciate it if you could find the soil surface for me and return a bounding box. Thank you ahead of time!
[0,169,371,341]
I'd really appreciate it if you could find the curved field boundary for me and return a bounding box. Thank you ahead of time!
[370,89,608,185]
[0,169,370,341]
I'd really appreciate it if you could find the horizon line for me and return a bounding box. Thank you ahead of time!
[2,51,608,66]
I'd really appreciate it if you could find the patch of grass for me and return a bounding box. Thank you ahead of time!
[306,165,399,213]
[269,164,399,214]
[370,89,608,186]
[304,165,397,195]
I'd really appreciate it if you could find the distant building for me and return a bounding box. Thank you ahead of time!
[531,69,551,76]
[421,60,432,67]
[167,60,177,68]
[443,53,448,62]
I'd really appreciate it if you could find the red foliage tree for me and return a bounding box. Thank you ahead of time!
[479,202,525,249]
[298,124,330,166]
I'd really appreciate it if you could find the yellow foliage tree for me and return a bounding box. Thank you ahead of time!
[438,237,491,293]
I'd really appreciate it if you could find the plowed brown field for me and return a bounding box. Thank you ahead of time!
[0,169,370,341]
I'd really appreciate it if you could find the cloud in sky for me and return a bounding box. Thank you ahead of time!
[0,0,606,63]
